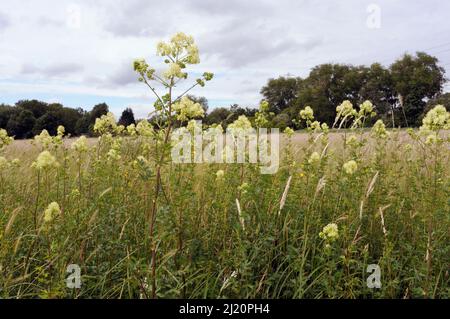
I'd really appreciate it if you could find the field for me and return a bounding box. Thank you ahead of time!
[0,125,448,299]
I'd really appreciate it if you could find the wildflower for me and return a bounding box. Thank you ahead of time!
[359,100,374,116]
[425,133,438,145]
[309,121,321,132]
[93,112,118,135]
[238,182,250,195]
[299,106,314,121]
[228,115,252,131]
[308,152,321,164]
[321,123,329,133]
[71,136,88,153]
[284,127,295,137]
[260,100,270,112]
[372,119,390,139]
[343,160,357,175]
[0,156,8,170]
[319,223,339,242]
[57,125,65,137]
[172,96,205,121]
[420,105,449,132]
[336,100,357,118]
[216,170,225,181]
[127,124,137,136]
[136,120,154,137]
[0,129,13,149]
[163,63,185,79]
[31,151,59,171]
[43,202,61,223]
[346,135,358,146]
[34,130,53,149]
[107,149,121,161]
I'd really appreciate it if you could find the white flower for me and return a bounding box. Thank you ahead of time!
[343,160,357,175]
[172,96,205,121]
[308,152,321,164]
[372,119,390,139]
[44,202,61,223]
[319,223,339,242]
[299,106,314,120]
[31,151,59,171]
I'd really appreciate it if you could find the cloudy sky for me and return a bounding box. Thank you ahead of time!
[0,0,449,118]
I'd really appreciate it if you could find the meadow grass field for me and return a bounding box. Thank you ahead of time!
[0,122,448,299]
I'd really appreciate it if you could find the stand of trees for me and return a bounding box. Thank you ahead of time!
[260,52,447,128]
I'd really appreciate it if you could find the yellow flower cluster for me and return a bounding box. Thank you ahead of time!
[319,223,339,242]
[157,32,200,65]
[299,106,314,120]
[0,156,8,170]
[371,119,389,139]
[34,130,54,149]
[216,170,225,181]
[420,105,449,132]
[163,63,185,79]
[43,202,61,223]
[71,136,88,153]
[0,129,13,152]
[284,127,295,137]
[228,115,253,134]
[358,100,375,117]
[336,100,357,118]
[94,112,118,135]
[308,152,321,164]
[136,120,154,137]
[172,96,205,121]
[343,160,357,175]
[31,151,59,171]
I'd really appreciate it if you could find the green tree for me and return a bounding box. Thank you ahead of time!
[118,108,136,127]
[7,109,36,139]
[260,76,302,113]
[390,52,446,126]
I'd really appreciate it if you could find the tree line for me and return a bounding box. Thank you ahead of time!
[0,52,448,139]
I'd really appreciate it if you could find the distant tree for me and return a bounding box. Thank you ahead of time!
[205,107,232,126]
[390,52,446,126]
[296,64,366,125]
[0,104,16,129]
[118,108,136,127]
[33,111,60,135]
[359,63,397,127]
[271,113,291,130]
[16,100,49,119]
[260,76,302,113]
[90,103,109,123]
[7,109,36,139]
[75,113,91,136]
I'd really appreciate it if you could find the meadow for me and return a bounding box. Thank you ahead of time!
[0,32,449,299]
[0,117,448,299]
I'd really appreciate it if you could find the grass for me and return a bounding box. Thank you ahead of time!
[0,128,449,299]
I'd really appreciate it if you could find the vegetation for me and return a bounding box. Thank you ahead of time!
[0,33,448,299]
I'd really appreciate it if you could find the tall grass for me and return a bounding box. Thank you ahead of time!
[0,123,448,298]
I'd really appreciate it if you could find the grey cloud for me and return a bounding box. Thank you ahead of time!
[101,0,171,37]
[0,11,11,31]
[109,61,138,86]
[21,63,84,77]
[200,19,323,68]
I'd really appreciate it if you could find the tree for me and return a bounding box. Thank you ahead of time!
[204,107,232,126]
[90,103,109,123]
[390,52,446,126]
[358,63,397,127]
[260,76,302,113]
[33,111,60,135]
[296,64,366,125]
[15,100,49,119]
[118,108,136,127]
[7,109,36,139]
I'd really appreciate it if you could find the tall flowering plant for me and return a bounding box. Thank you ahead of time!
[133,32,213,298]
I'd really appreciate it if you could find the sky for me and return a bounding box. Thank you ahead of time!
[0,0,449,118]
